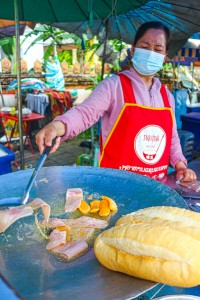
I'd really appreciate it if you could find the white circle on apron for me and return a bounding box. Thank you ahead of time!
[134,125,166,165]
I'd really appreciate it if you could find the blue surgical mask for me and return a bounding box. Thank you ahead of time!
[131,48,165,76]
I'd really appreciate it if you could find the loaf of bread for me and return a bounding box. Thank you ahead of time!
[94,206,200,287]
[116,206,200,227]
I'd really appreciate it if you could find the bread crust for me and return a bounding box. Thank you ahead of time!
[116,206,200,226]
[94,206,200,287]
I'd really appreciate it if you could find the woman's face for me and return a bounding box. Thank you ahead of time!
[132,28,167,56]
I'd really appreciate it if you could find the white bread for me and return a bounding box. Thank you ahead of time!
[94,206,200,287]
[116,206,200,227]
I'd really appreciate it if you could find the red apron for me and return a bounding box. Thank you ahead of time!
[99,74,174,180]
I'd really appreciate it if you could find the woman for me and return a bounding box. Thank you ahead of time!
[36,21,196,182]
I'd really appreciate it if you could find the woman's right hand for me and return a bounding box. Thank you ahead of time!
[35,121,66,154]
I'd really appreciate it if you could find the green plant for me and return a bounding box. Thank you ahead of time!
[57,50,73,65]
[21,24,81,62]
[82,35,126,67]
[0,36,18,73]
[0,37,15,61]
[110,39,126,52]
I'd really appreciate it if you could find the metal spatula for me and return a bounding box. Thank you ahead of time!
[0,137,57,207]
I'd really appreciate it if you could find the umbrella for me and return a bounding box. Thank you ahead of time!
[0,19,35,38]
[48,0,200,58]
[0,1,148,22]
[0,0,148,170]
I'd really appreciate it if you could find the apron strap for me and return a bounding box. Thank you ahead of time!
[160,85,171,108]
[119,73,171,108]
[118,73,136,104]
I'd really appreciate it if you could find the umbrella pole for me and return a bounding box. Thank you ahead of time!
[101,20,109,81]
[14,0,24,169]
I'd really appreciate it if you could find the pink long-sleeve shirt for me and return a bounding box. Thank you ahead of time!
[54,67,187,168]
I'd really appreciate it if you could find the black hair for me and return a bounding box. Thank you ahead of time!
[133,21,171,52]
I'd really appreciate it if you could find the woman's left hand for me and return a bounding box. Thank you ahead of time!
[175,160,197,182]
[176,167,197,182]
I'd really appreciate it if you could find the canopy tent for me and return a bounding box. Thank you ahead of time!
[177,48,200,61]
[47,0,200,58]
[172,49,200,66]
[0,0,148,169]
[174,38,200,63]
[171,38,200,66]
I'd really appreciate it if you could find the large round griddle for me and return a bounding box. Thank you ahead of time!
[0,166,188,300]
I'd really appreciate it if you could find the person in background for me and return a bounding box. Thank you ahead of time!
[36,21,196,182]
